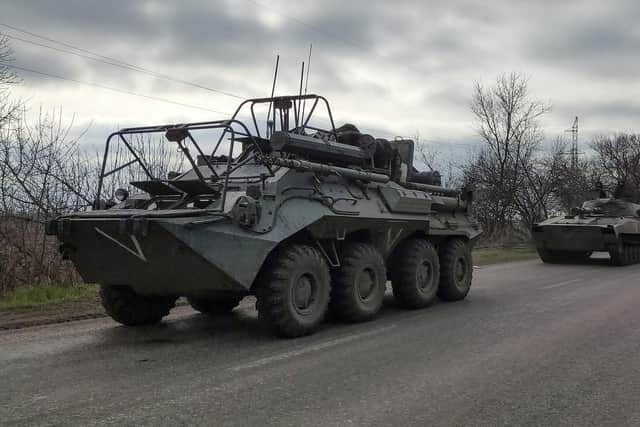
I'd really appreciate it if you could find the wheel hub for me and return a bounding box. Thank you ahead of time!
[293,274,315,314]
[356,267,377,301]
[416,260,433,291]
[454,258,467,282]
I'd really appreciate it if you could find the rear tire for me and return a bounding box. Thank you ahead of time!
[188,295,243,315]
[99,285,176,326]
[256,244,331,338]
[438,239,473,301]
[390,239,440,309]
[330,242,386,322]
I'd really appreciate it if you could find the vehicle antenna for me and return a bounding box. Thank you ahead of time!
[266,54,280,137]
[296,61,305,130]
[301,44,312,129]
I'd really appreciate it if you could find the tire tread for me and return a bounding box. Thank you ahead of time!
[390,238,440,309]
[256,244,330,338]
[438,239,473,301]
[99,285,176,326]
[331,242,386,322]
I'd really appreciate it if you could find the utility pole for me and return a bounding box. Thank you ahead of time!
[560,116,581,209]
[565,116,579,170]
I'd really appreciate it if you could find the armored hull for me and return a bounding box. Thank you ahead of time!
[48,94,482,337]
[532,198,640,265]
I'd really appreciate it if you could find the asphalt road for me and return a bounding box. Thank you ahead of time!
[2,256,640,427]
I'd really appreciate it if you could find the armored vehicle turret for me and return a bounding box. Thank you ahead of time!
[533,190,640,266]
[47,94,482,337]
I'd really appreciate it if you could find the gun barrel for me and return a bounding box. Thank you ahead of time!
[404,181,461,197]
[264,157,390,183]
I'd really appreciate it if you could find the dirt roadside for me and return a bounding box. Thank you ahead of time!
[0,294,106,331]
[0,295,196,331]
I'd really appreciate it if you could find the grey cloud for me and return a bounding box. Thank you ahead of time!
[555,99,640,125]
[527,20,640,77]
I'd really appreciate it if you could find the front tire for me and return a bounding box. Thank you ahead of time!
[99,285,176,326]
[330,242,386,322]
[438,239,473,301]
[256,244,331,338]
[390,239,440,309]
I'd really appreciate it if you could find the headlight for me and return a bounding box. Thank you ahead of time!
[115,188,129,202]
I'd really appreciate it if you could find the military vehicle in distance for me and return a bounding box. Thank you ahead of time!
[532,184,640,266]
[46,94,481,338]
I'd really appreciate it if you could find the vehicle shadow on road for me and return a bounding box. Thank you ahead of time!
[97,310,269,348]
[94,292,478,351]
[538,255,615,268]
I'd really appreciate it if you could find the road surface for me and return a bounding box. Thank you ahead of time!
[1,256,640,426]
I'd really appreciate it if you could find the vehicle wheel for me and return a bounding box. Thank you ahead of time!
[438,239,473,301]
[187,295,243,315]
[537,248,591,264]
[256,244,331,338]
[330,242,386,322]
[390,238,440,309]
[99,285,176,326]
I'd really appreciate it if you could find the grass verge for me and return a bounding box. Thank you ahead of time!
[0,283,99,310]
[473,246,538,266]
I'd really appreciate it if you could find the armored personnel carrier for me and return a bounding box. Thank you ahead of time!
[532,186,640,266]
[47,94,481,337]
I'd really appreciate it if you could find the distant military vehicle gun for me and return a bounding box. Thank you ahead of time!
[47,94,481,338]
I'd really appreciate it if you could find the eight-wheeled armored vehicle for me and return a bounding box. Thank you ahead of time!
[47,94,482,337]
[532,192,640,266]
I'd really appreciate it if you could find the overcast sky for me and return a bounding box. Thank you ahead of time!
[1,0,639,156]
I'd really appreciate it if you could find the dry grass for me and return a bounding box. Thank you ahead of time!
[0,283,98,310]
[473,246,538,266]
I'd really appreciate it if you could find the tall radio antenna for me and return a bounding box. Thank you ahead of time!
[266,54,280,137]
[296,61,305,129]
[301,44,313,127]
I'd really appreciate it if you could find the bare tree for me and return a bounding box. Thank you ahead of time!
[545,137,596,211]
[414,132,461,188]
[0,35,192,292]
[464,72,551,232]
[591,133,640,188]
[0,34,20,123]
[0,108,94,291]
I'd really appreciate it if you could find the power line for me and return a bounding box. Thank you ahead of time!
[1,63,230,115]
[8,59,476,149]
[1,19,468,144]
[4,33,147,73]
[0,22,245,99]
